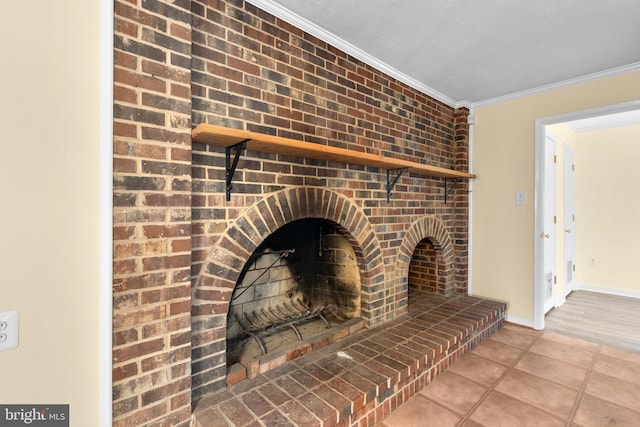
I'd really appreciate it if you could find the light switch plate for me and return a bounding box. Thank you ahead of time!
[0,311,19,351]
[516,191,527,205]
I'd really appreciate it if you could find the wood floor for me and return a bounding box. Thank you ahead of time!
[545,290,640,353]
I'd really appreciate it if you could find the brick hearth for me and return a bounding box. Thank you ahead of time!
[193,290,505,426]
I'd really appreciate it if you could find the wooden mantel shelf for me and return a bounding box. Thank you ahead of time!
[192,123,475,201]
[192,124,475,179]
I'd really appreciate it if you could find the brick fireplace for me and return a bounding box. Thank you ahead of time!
[190,185,467,397]
[113,1,482,425]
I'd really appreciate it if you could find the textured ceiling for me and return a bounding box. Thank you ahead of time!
[248,0,640,107]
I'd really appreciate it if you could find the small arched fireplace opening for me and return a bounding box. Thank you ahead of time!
[409,238,444,294]
[225,218,362,376]
[399,216,460,299]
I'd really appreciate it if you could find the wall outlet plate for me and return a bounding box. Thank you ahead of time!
[0,311,19,351]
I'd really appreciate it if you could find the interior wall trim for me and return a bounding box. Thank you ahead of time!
[473,62,640,108]
[100,0,114,425]
[577,283,640,300]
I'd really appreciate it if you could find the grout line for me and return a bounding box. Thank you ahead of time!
[565,343,601,426]
[455,329,543,426]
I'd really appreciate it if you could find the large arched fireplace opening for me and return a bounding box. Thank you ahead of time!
[192,187,388,399]
[225,218,363,380]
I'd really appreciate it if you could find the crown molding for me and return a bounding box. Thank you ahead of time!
[245,0,461,108]
[246,1,639,111]
[472,62,640,108]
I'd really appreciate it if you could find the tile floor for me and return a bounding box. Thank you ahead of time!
[378,323,640,427]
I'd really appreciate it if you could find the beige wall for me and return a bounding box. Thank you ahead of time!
[0,1,105,425]
[471,70,640,324]
[575,125,640,293]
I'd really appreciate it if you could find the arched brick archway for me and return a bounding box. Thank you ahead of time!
[191,187,385,399]
[396,216,458,297]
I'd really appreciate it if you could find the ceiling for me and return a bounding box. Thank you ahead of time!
[247,0,640,108]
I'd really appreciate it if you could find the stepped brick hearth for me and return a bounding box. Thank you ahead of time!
[193,290,505,426]
[112,1,499,426]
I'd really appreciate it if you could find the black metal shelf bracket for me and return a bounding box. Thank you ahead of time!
[444,178,459,204]
[226,139,249,201]
[387,168,407,202]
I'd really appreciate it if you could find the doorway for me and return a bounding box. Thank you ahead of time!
[533,100,640,330]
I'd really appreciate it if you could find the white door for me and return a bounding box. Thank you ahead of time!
[563,146,577,297]
[543,135,557,314]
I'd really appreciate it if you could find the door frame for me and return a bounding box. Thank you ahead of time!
[533,100,640,330]
[563,144,577,299]
[543,133,557,314]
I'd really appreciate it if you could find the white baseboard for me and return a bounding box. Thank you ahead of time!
[576,283,640,299]
[505,314,535,329]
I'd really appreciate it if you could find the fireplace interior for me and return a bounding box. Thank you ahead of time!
[409,238,441,294]
[226,218,362,375]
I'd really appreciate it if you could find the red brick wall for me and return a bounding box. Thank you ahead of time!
[113,0,193,425]
[453,108,471,287]
[189,0,470,401]
[113,0,470,424]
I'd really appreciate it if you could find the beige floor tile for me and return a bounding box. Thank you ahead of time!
[599,344,640,364]
[593,353,640,385]
[529,337,596,367]
[471,339,523,366]
[419,371,488,415]
[502,323,543,336]
[381,395,460,427]
[495,369,578,419]
[573,394,640,427]
[469,391,565,427]
[585,371,640,412]
[449,353,508,386]
[541,331,600,352]
[514,351,588,390]
[489,327,538,349]
[378,324,640,427]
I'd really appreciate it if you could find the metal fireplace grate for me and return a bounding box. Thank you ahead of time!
[234,298,331,355]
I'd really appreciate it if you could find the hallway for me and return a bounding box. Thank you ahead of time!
[545,290,640,353]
